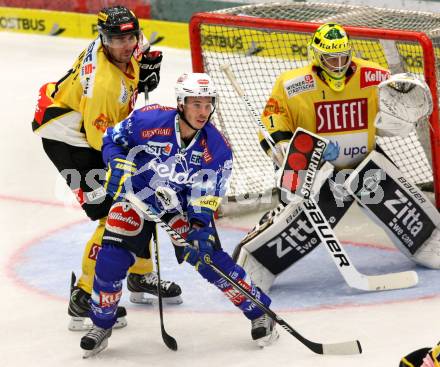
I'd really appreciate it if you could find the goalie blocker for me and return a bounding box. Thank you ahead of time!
[345,150,440,269]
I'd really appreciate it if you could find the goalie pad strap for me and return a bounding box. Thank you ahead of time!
[345,150,440,256]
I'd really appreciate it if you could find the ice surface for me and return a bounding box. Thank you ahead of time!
[1,32,439,367]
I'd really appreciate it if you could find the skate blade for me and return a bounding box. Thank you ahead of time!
[255,329,280,348]
[69,316,127,331]
[82,339,109,359]
[130,292,183,305]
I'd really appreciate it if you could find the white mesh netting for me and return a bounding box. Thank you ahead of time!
[191,2,440,209]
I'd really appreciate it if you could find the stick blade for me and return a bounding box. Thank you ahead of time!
[366,270,418,291]
[162,327,178,351]
[322,340,362,355]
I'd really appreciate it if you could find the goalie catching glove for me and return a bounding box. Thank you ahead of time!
[104,156,137,200]
[375,73,432,138]
[138,50,162,93]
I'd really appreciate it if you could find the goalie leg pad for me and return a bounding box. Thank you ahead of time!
[345,150,440,268]
[235,163,354,291]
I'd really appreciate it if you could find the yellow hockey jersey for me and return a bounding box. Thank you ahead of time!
[260,57,390,169]
[32,37,140,151]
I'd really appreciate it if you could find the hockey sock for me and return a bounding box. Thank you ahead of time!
[197,250,271,319]
[90,244,135,329]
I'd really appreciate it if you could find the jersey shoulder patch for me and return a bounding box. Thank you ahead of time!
[282,66,317,98]
[355,58,390,89]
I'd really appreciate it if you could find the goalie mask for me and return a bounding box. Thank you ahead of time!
[97,6,140,49]
[175,73,218,129]
[308,23,352,92]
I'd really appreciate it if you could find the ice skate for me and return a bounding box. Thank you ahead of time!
[251,313,279,348]
[68,273,127,331]
[80,325,112,358]
[127,271,182,304]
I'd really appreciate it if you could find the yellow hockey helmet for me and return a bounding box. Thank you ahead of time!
[308,23,352,91]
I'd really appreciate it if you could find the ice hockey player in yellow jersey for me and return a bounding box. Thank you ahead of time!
[31,5,182,331]
[260,23,390,170]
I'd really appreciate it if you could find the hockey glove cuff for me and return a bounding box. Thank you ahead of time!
[138,50,162,93]
[184,226,216,266]
[104,156,137,200]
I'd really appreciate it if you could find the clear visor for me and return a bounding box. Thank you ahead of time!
[102,32,139,49]
[319,51,351,75]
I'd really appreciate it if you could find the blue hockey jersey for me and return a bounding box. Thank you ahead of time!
[102,104,233,226]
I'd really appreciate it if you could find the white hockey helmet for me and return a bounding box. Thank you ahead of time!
[175,73,217,105]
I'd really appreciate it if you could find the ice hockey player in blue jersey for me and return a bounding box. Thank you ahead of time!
[80,73,279,358]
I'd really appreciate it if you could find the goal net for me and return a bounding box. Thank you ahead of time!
[189,2,440,212]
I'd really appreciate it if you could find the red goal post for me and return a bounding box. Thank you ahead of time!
[189,4,440,210]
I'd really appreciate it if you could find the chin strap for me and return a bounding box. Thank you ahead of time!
[177,108,199,131]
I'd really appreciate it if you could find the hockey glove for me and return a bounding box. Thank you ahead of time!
[138,50,162,93]
[184,226,216,266]
[400,344,440,366]
[104,156,137,200]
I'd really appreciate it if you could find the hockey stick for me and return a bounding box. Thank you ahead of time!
[144,86,149,106]
[220,64,275,149]
[221,63,418,291]
[151,228,178,351]
[142,85,177,351]
[125,192,361,355]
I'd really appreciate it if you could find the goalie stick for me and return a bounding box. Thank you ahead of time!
[221,63,418,292]
[125,192,361,355]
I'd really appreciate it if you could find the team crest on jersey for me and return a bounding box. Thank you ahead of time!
[360,67,390,88]
[284,74,316,98]
[263,97,284,116]
[92,113,111,132]
[315,98,368,133]
[148,155,197,185]
[145,141,173,156]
